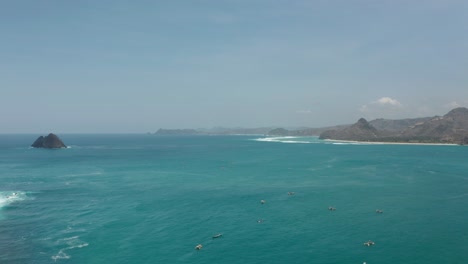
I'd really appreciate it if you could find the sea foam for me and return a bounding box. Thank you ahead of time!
[0,191,27,209]
[252,136,312,144]
[52,235,89,262]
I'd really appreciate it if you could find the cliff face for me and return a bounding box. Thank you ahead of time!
[31,133,67,148]
[319,118,380,141]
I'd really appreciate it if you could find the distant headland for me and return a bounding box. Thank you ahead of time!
[31,133,67,148]
[318,107,468,145]
[152,107,468,145]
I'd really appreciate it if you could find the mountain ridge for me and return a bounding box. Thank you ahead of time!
[319,107,468,145]
[152,107,468,144]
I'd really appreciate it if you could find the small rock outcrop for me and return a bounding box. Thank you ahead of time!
[31,133,67,148]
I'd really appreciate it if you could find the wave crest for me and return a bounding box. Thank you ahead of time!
[0,191,27,209]
[252,136,314,144]
[52,235,89,261]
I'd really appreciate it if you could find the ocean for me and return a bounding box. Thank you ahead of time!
[0,134,467,264]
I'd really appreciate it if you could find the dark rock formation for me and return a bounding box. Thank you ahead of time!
[31,133,67,148]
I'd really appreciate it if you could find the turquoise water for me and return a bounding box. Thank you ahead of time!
[1,135,467,263]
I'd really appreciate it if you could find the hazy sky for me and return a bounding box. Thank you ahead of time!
[1,0,468,133]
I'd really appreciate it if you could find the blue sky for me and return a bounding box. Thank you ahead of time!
[1,0,467,133]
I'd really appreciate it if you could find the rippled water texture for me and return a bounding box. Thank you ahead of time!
[1,135,467,263]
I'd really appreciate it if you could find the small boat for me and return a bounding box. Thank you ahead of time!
[288,192,295,196]
[212,233,223,239]
[195,244,203,250]
[363,240,375,246]
[328,206,336,211]
[260,200,266,204]
[375,209,383,213]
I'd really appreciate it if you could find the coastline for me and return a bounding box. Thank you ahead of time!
[323,139,459,146]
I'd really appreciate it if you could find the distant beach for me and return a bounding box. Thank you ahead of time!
[324,139,459,146]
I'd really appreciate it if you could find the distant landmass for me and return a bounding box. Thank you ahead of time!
[266,116,433,137]
[31,133,67,148]
[154,127,274,135]
[155,129,200,135]
[319,107,468,145]
[153,107,468,145]
[368,117,432,132]
[266,125,350,136]
[319,118,382,141]
[154,126,349,136]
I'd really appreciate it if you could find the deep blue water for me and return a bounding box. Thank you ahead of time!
[0,135,467,263]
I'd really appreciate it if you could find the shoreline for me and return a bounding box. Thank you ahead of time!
[323,139,459,146]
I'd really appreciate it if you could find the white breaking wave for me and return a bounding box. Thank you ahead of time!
[252,137,313,144]
[60,236,80,241]
[0,191,27,210]
[329,141,377,145]
[51,250,70,261]
[63,171,103,177]
[52,235,89,262]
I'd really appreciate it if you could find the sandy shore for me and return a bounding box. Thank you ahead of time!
[324,139,459,146]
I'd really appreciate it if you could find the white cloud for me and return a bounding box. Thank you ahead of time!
[359,97,405,120]
[360,97,402,113]
[374,97,402,107]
